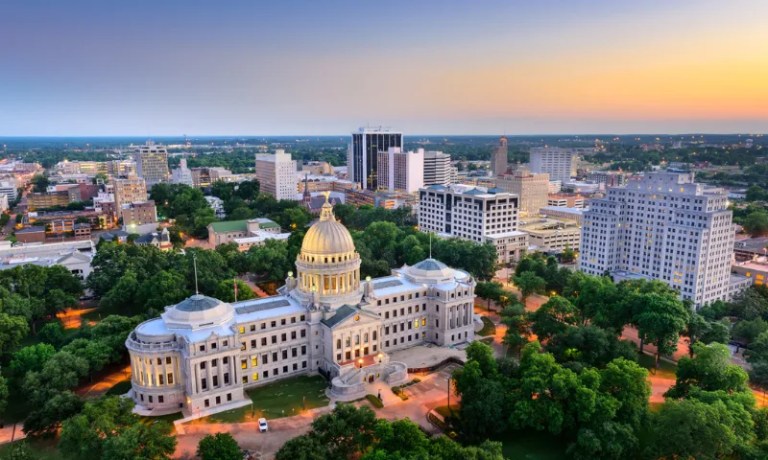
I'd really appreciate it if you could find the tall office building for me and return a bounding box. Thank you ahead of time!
[491,136,508,177]
[377,147,424,193]
[135,142,170,187]
[579,171,749,306]
[418,185,528,263]
[529,147,576,183]
[423,151,453,186]
[255,149,298,201]
[349,127,403,191]
[113,177,148,218]
[495,168,550,216]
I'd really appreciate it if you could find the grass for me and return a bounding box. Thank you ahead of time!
[498,429,569,460]
[433,404,460,419]
[105,379,132,396]
[637,352,678,379]
[0,438,64,460]
[202,375,329,423]
[478,316,496,337]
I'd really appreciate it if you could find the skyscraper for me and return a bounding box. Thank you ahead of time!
[349,127,403,191]
[492,136,508,176]
[423,150,453,187]
[579,171,750,306]
[529,147,576,183]
[377,147,424,193]
[255,149,298,201]
[170,158,194,186]
[135,141,170,187]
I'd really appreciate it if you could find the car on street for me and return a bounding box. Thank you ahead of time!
[258,417,268,432]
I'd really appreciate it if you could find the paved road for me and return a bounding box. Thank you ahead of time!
[173,365,459,459]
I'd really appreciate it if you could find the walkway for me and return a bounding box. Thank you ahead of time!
[172,364,460,459]
[75,365,130,397]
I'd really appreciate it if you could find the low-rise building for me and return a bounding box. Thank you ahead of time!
[121,201,158,229]
[539,206,585,225]
[732,257,768,287]
[0,239,95,280]
[15,226,46,244]
[547,193,585,209]
[208,218,285,248]
[520,218,581,254]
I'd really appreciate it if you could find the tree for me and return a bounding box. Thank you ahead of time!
[561,246,576,263]
[60,396,137,459]
[513,271,546,304]
[101,420,176,460]
[309,404,378,459]
[214,279,256,303]
[685,313,730,357]
[275,434,326,460]
[474,281,504,311]
[0,375,8,420]
[9,343,56,380]
[530,295,581,342]
[197,433,242,460]
[501,302,530,357]
[0,313,29,355]
[666,343,750,399]
[649,399,744,460]
[546,325,637,370]
[38,321,66,347]
[743,209,768,237]
[746,185,767,202]
[634,292,689,367]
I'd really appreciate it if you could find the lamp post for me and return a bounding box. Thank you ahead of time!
[358,358,363,369]
[377,353,383,364]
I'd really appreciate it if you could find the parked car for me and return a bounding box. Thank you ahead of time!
[258,417,268,433]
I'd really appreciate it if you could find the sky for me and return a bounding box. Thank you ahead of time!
[1,0,767,136]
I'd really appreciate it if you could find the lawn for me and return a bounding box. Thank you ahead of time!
[637,352,678,379]
[0,438,64,460]
[202,374,329,423]
[478,316,496,337]
[498,429,569,460]
[105,379,132,396]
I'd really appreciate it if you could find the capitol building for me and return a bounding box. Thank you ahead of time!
[126,198,477,416]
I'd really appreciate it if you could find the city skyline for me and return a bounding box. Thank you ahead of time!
[2,0,767,136]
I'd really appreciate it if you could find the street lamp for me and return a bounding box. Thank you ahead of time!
[377,353,383,364]
[358,358,363,369]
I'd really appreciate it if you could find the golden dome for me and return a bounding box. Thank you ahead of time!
[300,196,356,256]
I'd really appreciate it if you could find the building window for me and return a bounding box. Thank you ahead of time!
[241,359,247,369]
[238,326,245,334]
[301,329,306,338]
[167,373,174,385]
[250,324,256,332]
[224,373,230,385]
[240,342,246,351]
[282,350,288,360]
[199,345,205,352]
[251,339,257,349]
[213,375,219,387]
[281,333,287,342]
[212,359,218,367]
[252,373,259,382]
[272,336,277,344]
[158,374,165,385]
[223,357,229,365]
[201,378,207,390]
[204,399,209,408]
[216,396,221,405]
[283,365,288,373]
[200,362,206,370]
[251,357,258,367]
[242,376,248,384]
[263,370,269,378]
[301,345,306,355]
[165,357,172,364]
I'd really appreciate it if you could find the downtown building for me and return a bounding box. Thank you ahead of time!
[491,136,508,177]
[376,147,424,193]
[423,150,453,187]
[255,149,298,201]
[529,147,576,183]
[418,184,527,264]
[348,127,403,191]
[494,168,550,217]
[126,198,476,416]
[578,171,750,306]
[135,142,170,187]
[113,177,148,218]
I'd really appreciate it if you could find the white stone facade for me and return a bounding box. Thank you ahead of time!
[579,171,744,306]
[127,198,476,416]
[255,150,298,201]
[418,184,525,263]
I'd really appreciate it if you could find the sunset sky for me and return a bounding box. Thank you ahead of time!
[2,0,767,135]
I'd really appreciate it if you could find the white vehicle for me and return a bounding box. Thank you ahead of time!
[258,417,268,432]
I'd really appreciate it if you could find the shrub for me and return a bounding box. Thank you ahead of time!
[365,394,383,408]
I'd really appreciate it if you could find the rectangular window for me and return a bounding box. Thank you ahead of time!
[281,333,287,342]
[283,365,288,373]
[281,319,286,326]
[262,338,267,346]
[166,357,172,364]
[216,396,221,404]
[211,343,217,349]
[272,336,277,344]
[300,329,306,338]
[262,354,268,364]
[241,359,247,369]
[200,362,206,370]
[199,345,205,352]
[251,357,258,367]
[240,342,246,351]
[238,326,245,334]
[301,345,307,355]
[167,373,174,385]
[272,352,278,362]
[158,374,165,385]
[212,375,219,387]
[250,324,256,332]
[204,399,209,407]
[242,376,248,384]
[227,393,232,402]
[292,348,297,357]
[302,361,307,369]
[282,350,288,360]
[252,372,259,382]
[293,363,298,371]
[212,359,218,367]
[291,331,297,340]
[251,339,257,349]
[263,370,269,378]
[223,357,229,365]
[201,378,207,390]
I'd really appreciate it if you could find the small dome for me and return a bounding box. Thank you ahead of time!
[408,258,454,278]
[300,195,356,255]
[175,294,222,312]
